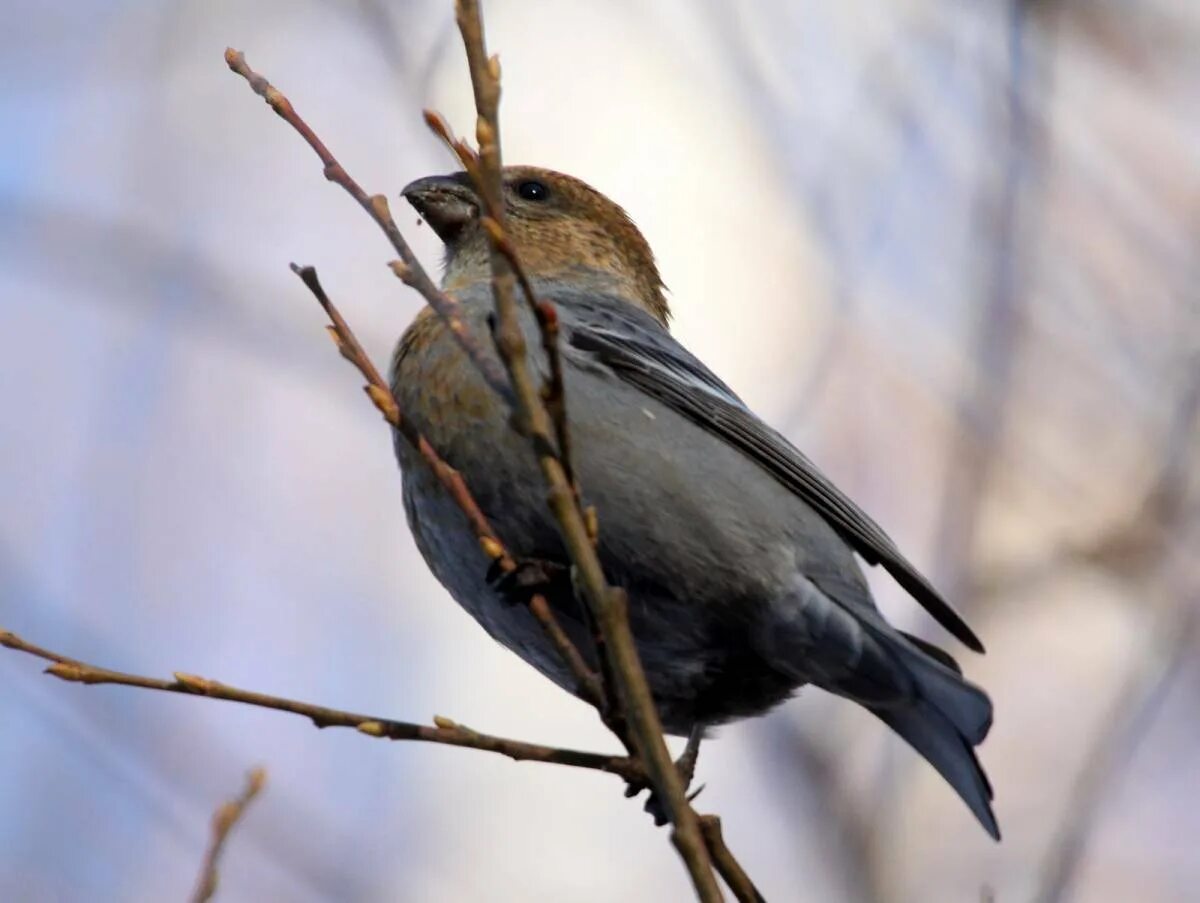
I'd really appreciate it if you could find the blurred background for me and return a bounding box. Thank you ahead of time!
[1,1,1197,900]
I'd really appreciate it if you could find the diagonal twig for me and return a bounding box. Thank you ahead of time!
[190,767,268,903]
[222,50,607,714]
[223,47,511,403]
[288,262,605,710]
[699,816,767,903]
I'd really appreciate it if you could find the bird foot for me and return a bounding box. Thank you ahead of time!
[629,726,705,827]
[486,556,570,607]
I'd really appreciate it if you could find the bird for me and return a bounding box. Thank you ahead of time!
[390,165,998,839]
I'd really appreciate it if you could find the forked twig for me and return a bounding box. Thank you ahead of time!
[223,48,510,403]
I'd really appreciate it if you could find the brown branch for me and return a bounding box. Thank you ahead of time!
[289,264,497,558]
[450,2,722,899]
[223,47,511,403]
[528,594,605,706]
[190,767,267,903]
[699,815,766,903]
[424,110,579,494]
[0,628,643,783]
[287,263,605,710]
[228,18,752,900]
[486,220,578,491]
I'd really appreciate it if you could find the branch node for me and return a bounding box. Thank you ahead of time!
[476,116,497,150]
[479,535,505,562]
[263,85,288,114]
[174,672,212,693]
[369,194,391,221]
[364,384,400,423]
[45,662,87,683]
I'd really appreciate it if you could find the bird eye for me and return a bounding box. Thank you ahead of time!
[516,180,550,201]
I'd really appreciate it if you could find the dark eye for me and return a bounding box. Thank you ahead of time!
[517,180,550,201]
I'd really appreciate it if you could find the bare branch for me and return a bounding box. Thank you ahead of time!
[699,815,767,903]
[190,767,267,903]
[0,628,642,783]
[223,47,511,402]
[448,1,723,898]
[425,104,578,494]
[223,17,757,900]
[288,263,605,712]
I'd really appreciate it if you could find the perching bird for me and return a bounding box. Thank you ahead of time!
[390,166,998,839]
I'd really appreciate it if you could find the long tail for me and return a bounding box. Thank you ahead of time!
[869,635,999,840]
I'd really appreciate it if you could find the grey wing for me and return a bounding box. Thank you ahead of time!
[565,308,984,653]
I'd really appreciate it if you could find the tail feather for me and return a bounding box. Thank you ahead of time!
[864,631,998,839]
[872,700,999,840]
[897,637,993,746]
[899,630,962,674]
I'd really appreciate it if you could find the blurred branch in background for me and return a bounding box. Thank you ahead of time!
[1034,601,1197,903]
[692,2,1199,900]
[760,717,883,903]
[1013,361,1200,903]
[930,0,1049,609]
[189,767,267,903]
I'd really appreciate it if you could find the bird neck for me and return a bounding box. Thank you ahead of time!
[444,264,670,327]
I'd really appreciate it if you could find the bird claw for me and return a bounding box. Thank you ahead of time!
[487,556,569,607]
[635,726,705,827]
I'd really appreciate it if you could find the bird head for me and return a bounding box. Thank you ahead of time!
[401,166,669,325]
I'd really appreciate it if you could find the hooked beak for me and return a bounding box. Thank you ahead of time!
[401,173,479,243]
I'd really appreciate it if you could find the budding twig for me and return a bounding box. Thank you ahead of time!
[287,263,605,709]
[450,1,723,899]
[424,107,578,494]
[0,629,641,782]
[223,50,605,713]
[699,816,766,903]
[223,48,510,403]
[189,768,267,903]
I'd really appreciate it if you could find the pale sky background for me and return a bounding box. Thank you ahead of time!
[1,2,1197,901]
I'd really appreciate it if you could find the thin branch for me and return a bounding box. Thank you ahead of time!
[450,2,722,899]
[289,264,498,559]
[0,628,643,783]
[190,767,268,903]
[484,216,578,492]
[425,106,578,493]
[528,594,605,706]
[228,18,754,900]
[287,263,605,711]
[223,47,511,402]
[699,815,767,903]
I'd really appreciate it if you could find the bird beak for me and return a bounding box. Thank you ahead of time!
[401,173,479,243]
